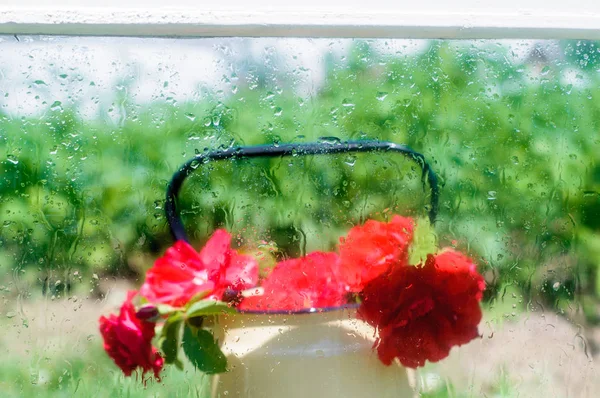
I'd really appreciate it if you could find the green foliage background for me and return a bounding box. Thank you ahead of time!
[1,39,599,326]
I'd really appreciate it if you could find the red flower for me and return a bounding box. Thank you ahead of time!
[99,291,164,380]
[239,252,346,311]
[140,230,258,307]
[339,215,414,292]
[358,249,485,368]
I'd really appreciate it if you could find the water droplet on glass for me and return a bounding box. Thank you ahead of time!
[565,84,573,94]
[487,191,497,200]
[185,113,196,122]
[376,92,388,101]
[50,101,63,111]
[6,154,18,164]
[274,107,283,117]
[30,370,39,385]
[341,99,355,108]
[318,136,341,145]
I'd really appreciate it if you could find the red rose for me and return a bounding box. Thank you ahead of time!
[339,215,414,292]
[358,249,485,368]
[140,230,258,307]
[99,291,164,380]
[239,252,346,311]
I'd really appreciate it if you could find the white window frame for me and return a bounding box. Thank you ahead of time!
[1,1,600,39]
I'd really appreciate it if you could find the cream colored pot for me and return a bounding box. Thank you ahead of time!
[210,308,417,398]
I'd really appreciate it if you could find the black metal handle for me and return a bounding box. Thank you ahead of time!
[165,140,439,242]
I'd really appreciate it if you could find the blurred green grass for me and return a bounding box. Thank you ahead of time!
[1,342,211,398]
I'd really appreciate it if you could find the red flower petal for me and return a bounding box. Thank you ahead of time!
[140,240,215,307]
[99,291,164,380]
[358,249,485,368]
[239,251,346,311]
[339,215,414,292]
[140,230,258,306]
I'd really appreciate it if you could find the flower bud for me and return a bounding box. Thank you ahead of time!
[136,304,160,321]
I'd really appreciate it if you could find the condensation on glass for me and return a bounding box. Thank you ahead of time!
[0,36,598,397]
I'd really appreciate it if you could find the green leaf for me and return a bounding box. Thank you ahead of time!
[157,304,184,315]
[186,300,236,319]
[159,314,183,365]
[408,217,438,266]
[182,324,227,374]
[186,290,213,306]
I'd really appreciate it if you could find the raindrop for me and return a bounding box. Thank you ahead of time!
[318,136,341,145]
[274,107,283,117]
[565,84,573,94]
[185,113,196,122]
[540,66,550,76]
[376,92,388,101]
[487,191,497,200]
[30,370,39,385]
[50,101,63,111]
[341,99,355,108]
[6,154,18,165]
[344,155,357,167]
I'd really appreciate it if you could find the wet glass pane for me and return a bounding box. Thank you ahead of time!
[1,36,598,397]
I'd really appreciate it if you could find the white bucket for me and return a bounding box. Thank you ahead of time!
[210,308,417,398]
